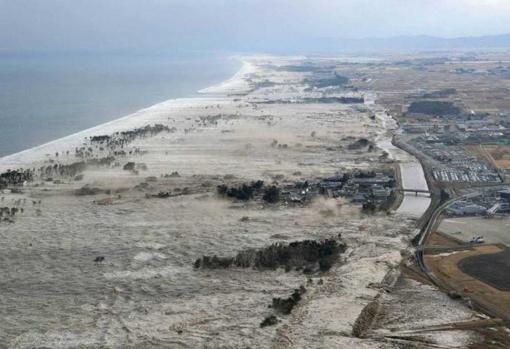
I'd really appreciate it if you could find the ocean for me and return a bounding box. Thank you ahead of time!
[0,51,240,157]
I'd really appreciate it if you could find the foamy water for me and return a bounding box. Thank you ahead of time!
[0,56,474,349]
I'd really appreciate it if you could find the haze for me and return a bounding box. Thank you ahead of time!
[2,0,510,52]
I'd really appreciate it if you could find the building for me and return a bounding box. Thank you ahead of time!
[498,188,510,203]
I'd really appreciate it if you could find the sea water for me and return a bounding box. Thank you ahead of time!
[0,50,240,157]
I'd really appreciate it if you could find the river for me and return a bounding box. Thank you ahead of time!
[374,111,432,217]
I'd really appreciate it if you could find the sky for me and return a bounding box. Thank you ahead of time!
[1,0,510,52]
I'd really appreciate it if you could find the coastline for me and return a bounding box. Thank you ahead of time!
[198,60,255,94]
[0,59,249,170]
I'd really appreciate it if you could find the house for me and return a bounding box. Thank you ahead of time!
[498,188,510,203]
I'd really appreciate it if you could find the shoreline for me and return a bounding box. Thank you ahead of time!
[0,56,250,165]
[0,59,249,170]
[198,60,254,94]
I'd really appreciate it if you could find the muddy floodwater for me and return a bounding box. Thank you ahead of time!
[397,162,431,217]
[0,56,476,349]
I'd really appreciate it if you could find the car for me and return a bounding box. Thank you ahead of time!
[468,235,485,244]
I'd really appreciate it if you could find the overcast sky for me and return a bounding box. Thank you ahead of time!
[1,0,510,52]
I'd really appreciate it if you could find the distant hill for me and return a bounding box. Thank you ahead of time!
[252,34,510,54]
[326,34,510,51]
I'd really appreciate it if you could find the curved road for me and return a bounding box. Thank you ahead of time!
[415,185,510,324]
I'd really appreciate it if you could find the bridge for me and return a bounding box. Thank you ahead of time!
[397,188,431,196]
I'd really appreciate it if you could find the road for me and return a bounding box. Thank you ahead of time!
[415,185,510,324]
[393,133,510,323]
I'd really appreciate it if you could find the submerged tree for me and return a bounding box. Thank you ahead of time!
[262,186,280,203]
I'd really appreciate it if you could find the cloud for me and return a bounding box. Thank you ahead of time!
[0,0,509,51]
[463,0,510,7]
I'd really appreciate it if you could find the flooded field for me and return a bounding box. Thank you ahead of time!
[439,217,510,245]
[0,56,476,348]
